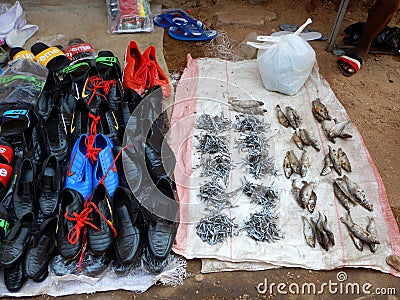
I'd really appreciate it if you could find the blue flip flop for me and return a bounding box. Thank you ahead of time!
[168,19,217,41]
[154,9,194,28]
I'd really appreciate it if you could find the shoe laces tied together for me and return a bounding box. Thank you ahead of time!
[86,75,116,106]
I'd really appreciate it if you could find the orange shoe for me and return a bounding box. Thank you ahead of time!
[123,40,151,96]
[143,45,171,98]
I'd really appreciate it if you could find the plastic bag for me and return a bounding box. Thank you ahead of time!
[248,18,316,96]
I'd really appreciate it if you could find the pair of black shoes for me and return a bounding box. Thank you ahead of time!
[57,185,116,261]
[13,155,61,220]
[0,212,57,291]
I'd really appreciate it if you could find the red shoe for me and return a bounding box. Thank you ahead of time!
[123,40,152,96]
[143,45,171,98]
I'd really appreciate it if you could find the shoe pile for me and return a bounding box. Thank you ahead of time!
[0,38,179,292]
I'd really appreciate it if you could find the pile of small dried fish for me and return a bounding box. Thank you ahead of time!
[312,98,332,122]
[196,133,229,155]
[321,119,352,143]
[321,146,351,176]
[233,114,267,133]
[307,212,335,251]
[292,180,317,213]
[241,209,283,242]
[333,175,373,212]
[199,179,236,213]
[195,113,232,132]
[196,214,239,245]
[244,148,275,179]
[199,154,232,184]
[236,131,269,152]
[242,179,279,210]
[230,99,267,115]
[292,128,321,151]
[283,150,311,179]
[340,214,379,252]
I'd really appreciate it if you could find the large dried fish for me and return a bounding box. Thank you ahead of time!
[320,154,333,176]
[286,106,302,129]
[366,217,378,253]
[335,177,358,205]
[232,105,267,115]
[343,175,373,212]
[307,190,317,213]
[299,128,321,152]
[340,214,380,244]
[230,99,264,108]
[328,145,342,175]
[348,229,364,251]
[338,148,351,172]
[298,181,316,210]
[302,216,315,248]
[312,98,331,122]
[312,213,332,251]
[328,119,352,140]
[283,152,293,179]
[321,212,335,247]
[276,105,289,128]
[287,150,300,174]
[299,150,310,178]
[292,131,304,150]
[333,180,354,211]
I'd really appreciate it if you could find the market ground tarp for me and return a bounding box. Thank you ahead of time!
[170,55,400,276]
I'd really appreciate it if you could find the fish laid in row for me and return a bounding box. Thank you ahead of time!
[340,214,380,245]
[293,128,321,152]
[292,180,317,213]
[310,212,335,251]
[320,146,351,176]
[276,105,302,129]
[312,98,332,122]
[283,150,310,179]
[321,119,352,143]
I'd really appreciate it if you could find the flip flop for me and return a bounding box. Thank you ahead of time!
[153,9,194,28]
[337,54,363,77]
[279,23,328,41]
[168,20,217,41]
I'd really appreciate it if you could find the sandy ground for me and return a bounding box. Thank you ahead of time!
[2,0,400,299]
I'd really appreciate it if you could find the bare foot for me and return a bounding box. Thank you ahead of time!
[386,254,400,272]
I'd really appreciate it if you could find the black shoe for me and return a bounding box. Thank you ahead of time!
[87,183,116,256]
[113,186,142,265]
[45,105,68,162]
[56,188,84,260]
[0,203,10,243]
[144,179,179,260]
[81,66,106,111]
[37,72,62,121]
[38,155,61,216]
[24,216,57,279]
[32,264,49,282]
[13,158,37,220]
[69,98,90,145]
[0,212,35,267]
[4,257,27,292]
[96,100,120,145]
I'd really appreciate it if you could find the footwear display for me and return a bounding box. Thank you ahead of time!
[37,155,61,216]
[92,133,119,197]
[113,186,142,264]
[0,203,10,243]
[64,38,96,62]
[64,134,93,200]
[87,183,116,256]
[69,98,90,145]
[44,105,68,162]
[96,100,120,145]
[0,212,35,267]
[3,257,27,292]
[13,158,36,220]
[24,216,57,279]
[31,42,69,72]
[56,188,84,260]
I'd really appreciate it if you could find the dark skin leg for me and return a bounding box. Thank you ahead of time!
[338,0,400,74]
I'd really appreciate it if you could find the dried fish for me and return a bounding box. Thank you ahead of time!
[333,180,354,211]
[328,119,352,140]
[196,214,238,245]
[338,148,351,172]
[320,154,333,176]
[200,154,232,184]
[276,105,289,128]
[302,128,321,152]
[196,133,229,154]
[199,180,235,213]
[296,180,316,210]
[302,216,315,248]
[321,120,335,143]
[234,114,267,133]
[230,99,264,108]
[283,152,293,179]
[335,177,358,206]
[286,106,302,129]
[232,105,267,115]
[242,210,283,242]
[292,131,304,150]
[311,214,331,251]
[195,113,231,132]
[321,212,335,247]
[343,175,373,212]
[348,229,364,251]
[242,179,278,209]
[328,145,342,176]
[299,150,310,178]
[291,179,300,203]
[307,190,317,213]
[287,150,300,174]
[366,217,378,253]
[312,98,331,122]
[297,128,310,146]
[340,214,380,244]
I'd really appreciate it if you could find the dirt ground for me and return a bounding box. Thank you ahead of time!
[3,0,400,299]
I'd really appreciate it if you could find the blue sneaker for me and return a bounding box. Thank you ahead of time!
[65,134,93,200]
[93,134,119,197]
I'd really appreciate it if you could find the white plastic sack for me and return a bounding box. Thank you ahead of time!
[248,18,316,96]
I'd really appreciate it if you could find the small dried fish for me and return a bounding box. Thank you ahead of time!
[283,152,293,179]
[333,180,354,211]
[298,181,316,210]
[321,212,335,247]
[230,99,264,108]
[329,119,352,140]
[232,105,267,115]
[286,106,302,129]
[302,216,315,248]
[276,105,289,128]
[312,213,332,251]
[312,98,331,122]
[366,217,378,253]
[299,150,310,178]
[297,128,310,146]
[321,120,335,143]
[340,214,380,244]
[328,145,342,175]
[348,228,364,251]
[338,148,351,172]
[320,154,333,176]
[299,128,321,151]
[287,150,300,174]
[307,190,317,213]
[292,131,304,150]
[343,175,373,212]
[335,177,358,206]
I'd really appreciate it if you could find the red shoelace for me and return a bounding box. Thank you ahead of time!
[85,75,116,107]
